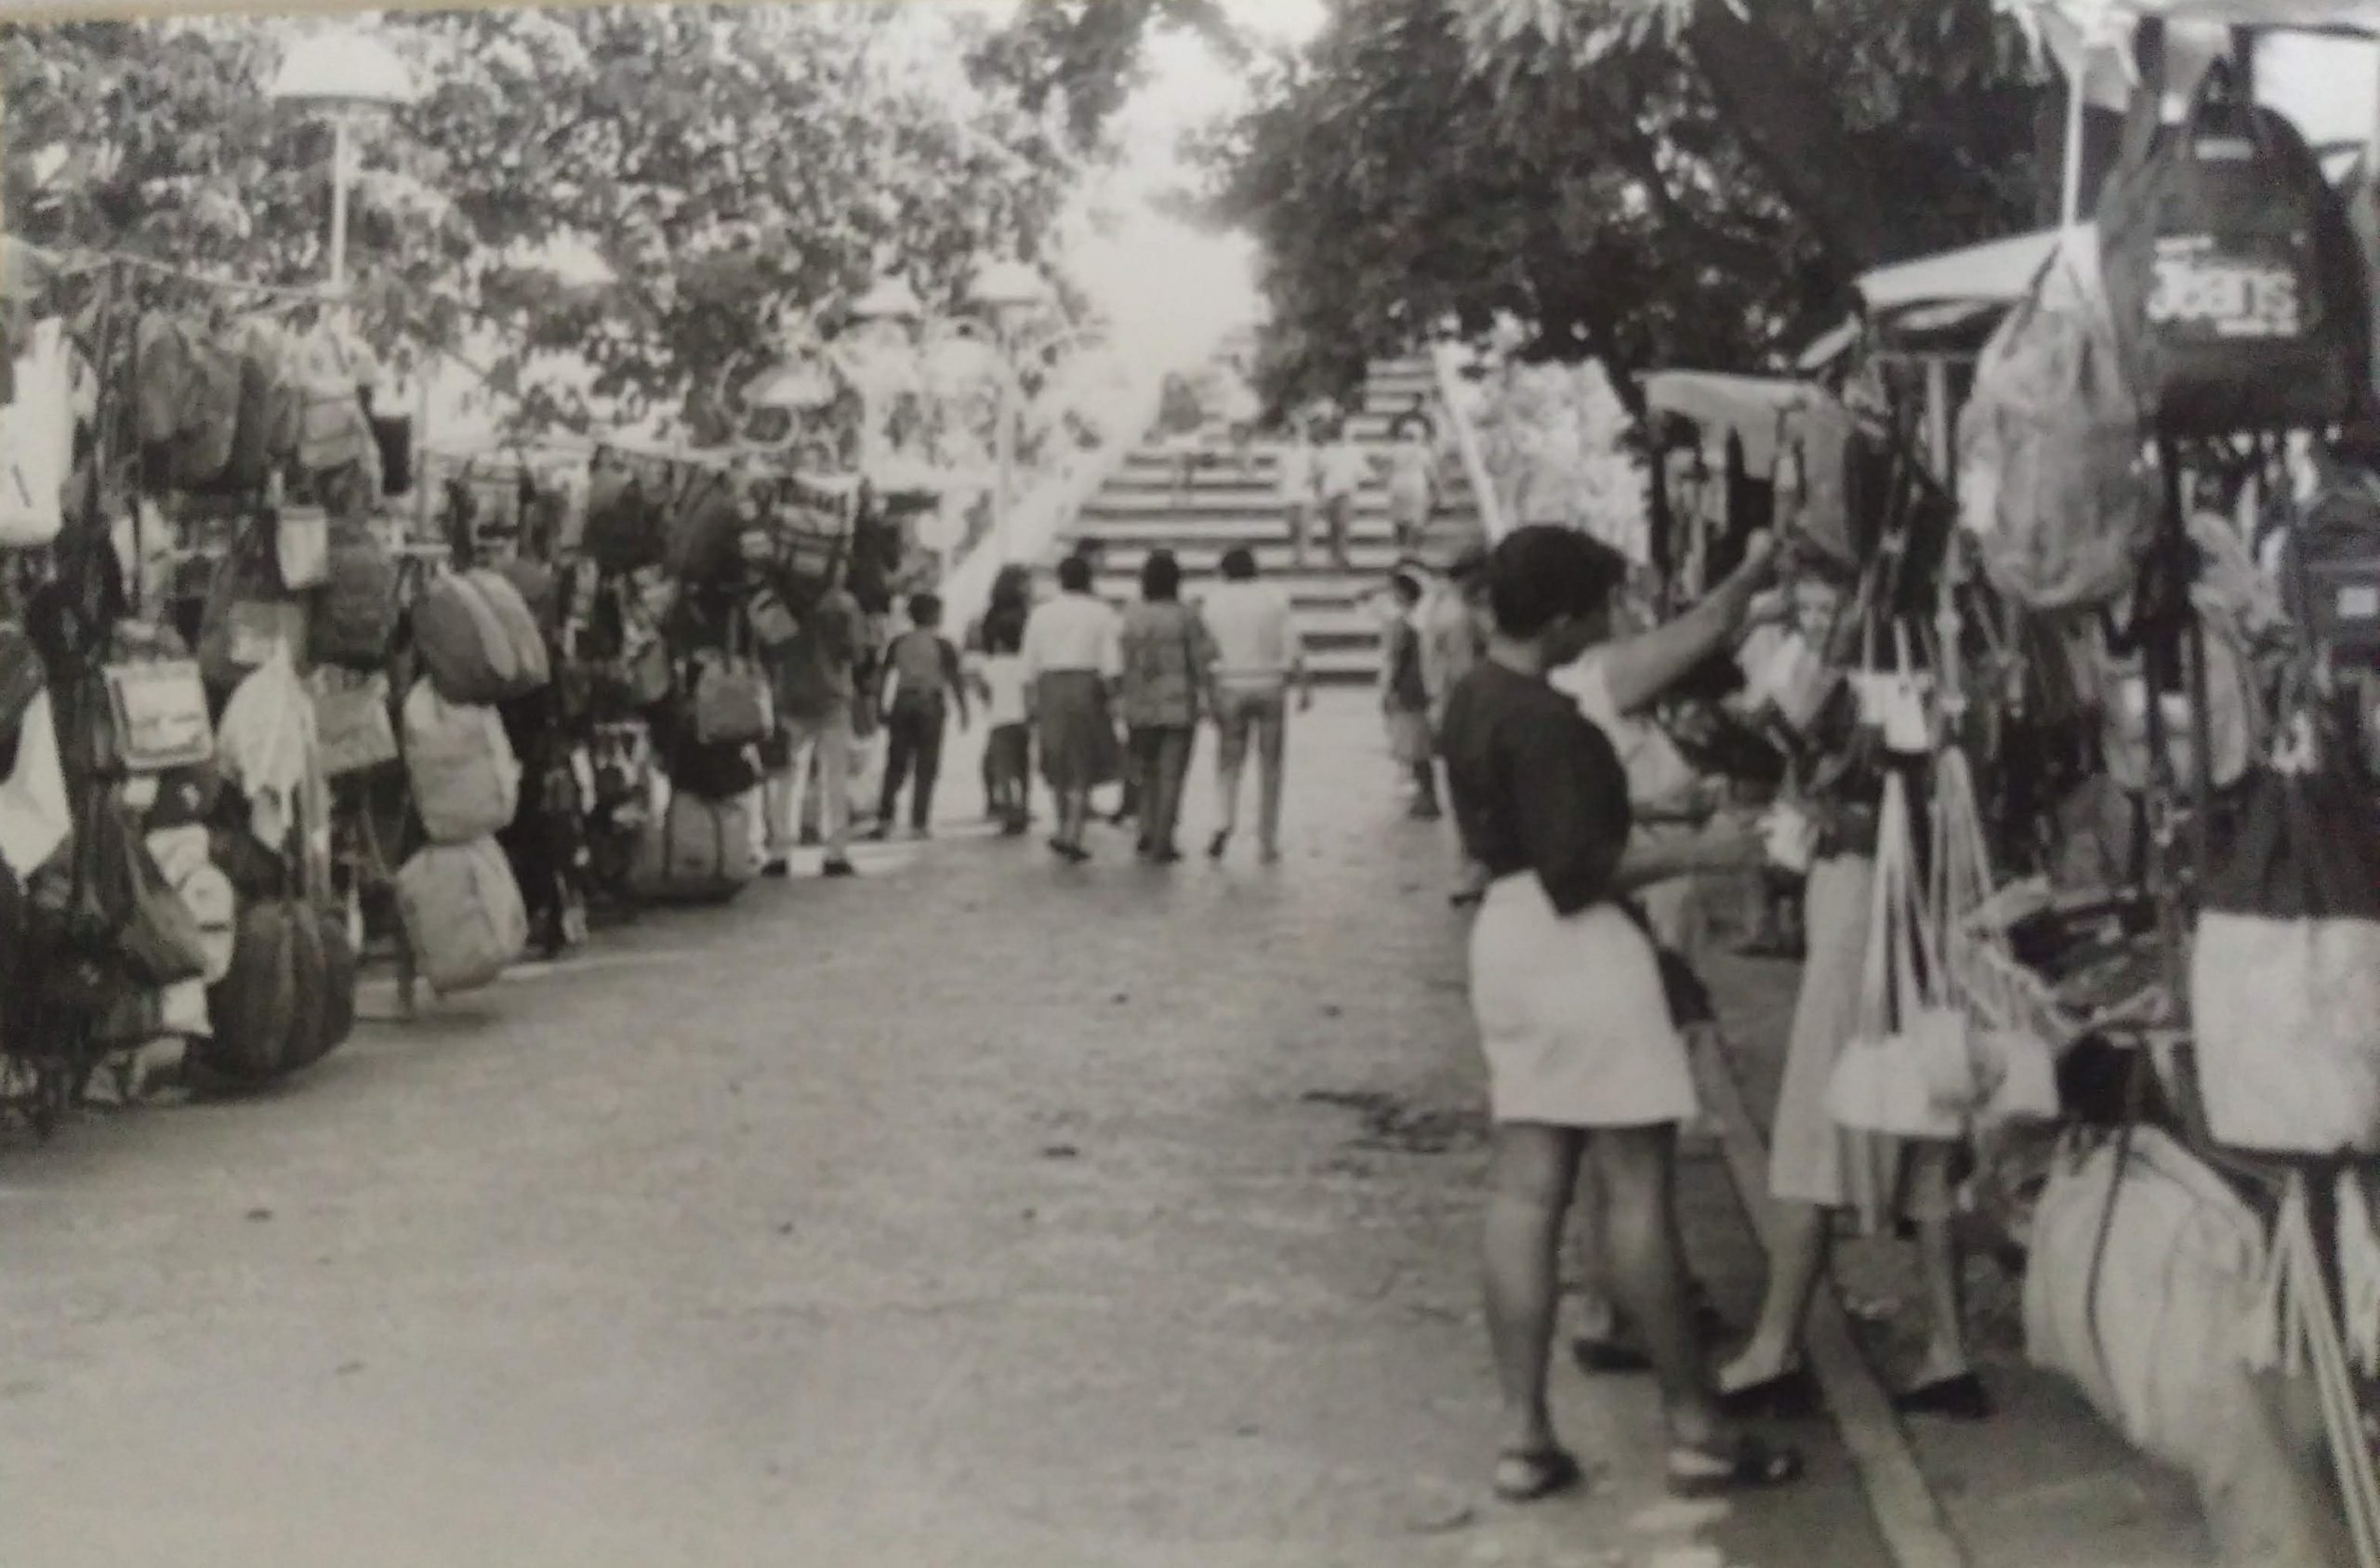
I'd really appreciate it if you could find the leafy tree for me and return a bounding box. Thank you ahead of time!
[1203,0,2044,413]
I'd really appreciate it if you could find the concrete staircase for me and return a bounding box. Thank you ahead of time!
[1057,353,1484,686]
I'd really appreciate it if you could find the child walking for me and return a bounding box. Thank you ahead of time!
[1383,566,1441,821]
[978,604,1033,836]
[873,593,970,840]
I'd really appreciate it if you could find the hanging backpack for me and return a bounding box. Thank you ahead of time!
[690,610,774,748]
[584,468,665,574]
[2281,459,2380,665]
[2097,64,2371,436]
[1958,226,2154,611]
[197,526,309,693]
[402,679,522,846]
[666,468,747,586]
[413,570,544,705]
[467,568,551,695]
[0,318,76,548]
[396,836,528,995]
[630,790,758,904]
[312,515,401,670]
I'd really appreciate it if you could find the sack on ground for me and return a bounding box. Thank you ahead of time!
[403,679,521,845]
[631,791,758,903]
[198,897,301,1083]
[396,837,527,995]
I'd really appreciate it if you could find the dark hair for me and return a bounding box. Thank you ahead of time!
[1219,547,1258,582]
[1488,525,1628,640]
[1391,572,1423,607]
[1057,554,1093,593]
[908,592,942,627]
[1447,545,1489,585]
[1142,548,1182,602]
[1071,535,1104,560]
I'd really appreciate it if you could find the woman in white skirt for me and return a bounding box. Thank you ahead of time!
[1439,526,1801,1503]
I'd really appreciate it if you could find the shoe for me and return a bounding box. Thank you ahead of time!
[911,824,932,841]
[1258,843,1282,864]
[820,858,857,879]
[1712,1366,1823,1421]
[1892,1372,1990,1422]
[1208,831,1231,861]
[1491,1445,1582,1504]
[799,828,821,849]
[1154,847,1183,865]
[1409,800,1444,822]
[867,824,892,843]
[761,859,791,879]
[1666,1433,1803,1498]
[1572,1336,1651,1376]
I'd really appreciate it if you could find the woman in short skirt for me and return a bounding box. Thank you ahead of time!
[1438,525,1799,1503]
[1020,552,1122,863]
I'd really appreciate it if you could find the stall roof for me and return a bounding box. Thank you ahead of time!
[2012,0,2378,32]
[1858,231,2060,316]
[1640,371,1814,473]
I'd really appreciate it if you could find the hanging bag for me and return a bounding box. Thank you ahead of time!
[198,524,309,692]
[1957,225,2153,610]
[413,569,526,705]
[2097,61,2371,435]
[0,318,75,548]
[311,667,400,778]
[1825,771,1976,1140]
[395,836,528,995]
[198,897,300,1084]
[630,789,757,904]
[2189,697,2380,1155]
[275,503,331,592]
[100,659,213,773]
[691,609,774,747]
[402,679,522,846]
[312,514,401,669]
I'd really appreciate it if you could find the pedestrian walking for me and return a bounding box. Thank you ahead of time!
[972,566,1035,835]
[762,564,863,879]
[1382,417,1439,555]
[1218,366,1262,480]
[1422,546,1492,906]
[1021,552,1123,863]
[1439,524,1798,1504]
[871,592,970,841]
[1118,549,1216,863]
[1382,566,1441,821]
[1277,420,1320,569]
[1198,546,1307,863]
[1314,419,1368,573]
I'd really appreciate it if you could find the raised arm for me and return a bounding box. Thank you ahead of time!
[1593,534,1778,717]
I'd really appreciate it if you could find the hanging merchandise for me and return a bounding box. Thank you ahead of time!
[371,413,413,498]
[197,524,309,692]
[402,679,522,846]
[665,466,747,586]
[0,318,78,548]
[312,513,401,670]
[1826,770,1978,1139]
[1958,225,2154,611]
[288,323,379,480]
[584,465,666,574]
[0,619,43,773]
[414,568,549,705]
[99,657,212,774]
[2189,702,2380,1156]
[1774,391,1878,573]
[311,668,399,779]
[2281,455,2380,665]
[196,896,301,1083]
[0,689,72,879]
[630,789,758,904]
[275,502,330,592]
[215,645,324,860]
[133,313,243,493]
[748,584,800,651]
[69,785,210,991]
[2096,63,2371,437]
[2101,525,2269,797]
[218,317,293,494]
[395,835,528,995]
[690,612,774,748]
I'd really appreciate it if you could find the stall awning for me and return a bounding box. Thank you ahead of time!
[1858,231,2061,317]
[1640,372,1815,474]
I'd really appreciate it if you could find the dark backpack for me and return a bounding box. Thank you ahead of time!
[198,897,300,1085]
[2097,67,2370,435]
[312,516,402,670]
[2283,463,2380,665]
[584,468,665,574]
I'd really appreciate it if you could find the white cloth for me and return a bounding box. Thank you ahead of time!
[982,652,1028,728]
[1317,441,1371,500]
[1551,653,1699,812]
[1020,591,1122,682]
[1470,875,1698,1127]
[0,689,70,877]
[215,648,326,857]
[1197,581,1299,689]
[1276,442,1317,505]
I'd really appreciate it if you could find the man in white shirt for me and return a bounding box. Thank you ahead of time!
[1314,421,1372,572]
[1196,547,1308,863]
[1277,422,1319,569]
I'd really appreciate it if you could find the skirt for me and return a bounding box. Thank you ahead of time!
[1469,875,1699,1128]
[1036,670,1117,793]
[1385,707,1435,767]
[1765,854,1941,1230]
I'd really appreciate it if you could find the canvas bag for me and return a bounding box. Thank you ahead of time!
[275,504,330,592]
[311,667,399,778]
[630,791,758,903]
[2097,65,2370,436]
[464,568,551,696]
[2189,707,2380,1154]
[396,836,528,995]
[691,611,774,747]
[197,897,299,1083]
[312,515,401,669]
[413,570,527,705]
[2281,460,2380,665]
[1826,771,1976,1140]
[2023,1126,2269,1470]
[1958,226,2153,611]
[584,467,666,573]
[402,679,522,846]
[198,526,308,692]
[0,318,76,548]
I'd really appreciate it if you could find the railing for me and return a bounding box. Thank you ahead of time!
[1432,339,1511,545]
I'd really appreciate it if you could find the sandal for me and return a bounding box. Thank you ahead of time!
[1666,1433,1803,1498]
[1491,1445,1583,1504]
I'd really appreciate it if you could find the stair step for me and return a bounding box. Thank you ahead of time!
[1078,499,1476,527]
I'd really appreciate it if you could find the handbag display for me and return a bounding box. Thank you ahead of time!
[311,668,400,779]
[1826,771,1976,1140]
[691,611,774,747]
[101,659,213,773]
[275,504,330,592]
[2190,704,2380,1154]
[198,528,309,692]
[0,319,76,548]
[402,679,522,846]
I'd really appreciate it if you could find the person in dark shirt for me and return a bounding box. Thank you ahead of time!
[872,593,970,840]
[1440,525,1796,1504]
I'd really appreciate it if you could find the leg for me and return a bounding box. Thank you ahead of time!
[1718,1200,1832,1390]
[1129,728,1162,853]
[911,706,945,832]
[1907,1144,1973,1387]
[1587,1124,1720,1449]
[1255,691,1288,859]
[817,707,854,868]
[1287,503,1308,569]
[878,708,917,832]
[1408,756,1441,819]
[762,740,803,862]
[1212,693,1250,854]
[1151,725,1192,856]
[1483,1122,1586,1469]
[1329,496,1354,570]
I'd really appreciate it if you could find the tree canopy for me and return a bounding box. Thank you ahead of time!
[1,4,1216,432]
[1203,0,2047,415]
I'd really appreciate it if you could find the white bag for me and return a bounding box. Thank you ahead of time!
[0,320,77,549]
[402,679,521,846]
[395,836,527,995]
[1826,771,1974,1140]
[0,689,71,877]
[276,505,330,591]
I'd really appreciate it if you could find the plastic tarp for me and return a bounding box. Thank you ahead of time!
[1641,372,1814,474]
[1858,230,2063,317]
